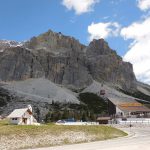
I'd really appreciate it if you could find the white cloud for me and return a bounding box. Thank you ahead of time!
[62,0,99,15]
[88,22,120,41]
[121,18,150,40]
[137,0,150,11]
[121,17,150,84]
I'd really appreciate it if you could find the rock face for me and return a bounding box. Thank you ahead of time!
[0,40,21,52]
[85,39,136,90]
[0,47,44,81]
[0,30,136,91]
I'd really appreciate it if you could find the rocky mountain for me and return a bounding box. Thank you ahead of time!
[0,29,150,120]
[0,30,136,90]
[0,40,22,52]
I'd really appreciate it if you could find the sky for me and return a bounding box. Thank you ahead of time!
[0,0,150,84]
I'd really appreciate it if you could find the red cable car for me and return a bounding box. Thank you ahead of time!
[100,90,105,95]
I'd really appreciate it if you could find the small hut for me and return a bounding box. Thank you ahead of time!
[97,117,111,124]
[7,105,39,125]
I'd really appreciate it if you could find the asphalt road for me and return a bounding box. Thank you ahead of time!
[27,127,150,150]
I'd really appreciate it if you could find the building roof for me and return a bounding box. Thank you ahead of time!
[7,108,29,118]
[97,117,111,120]
[118,105,150,113]
[108,97,150,113]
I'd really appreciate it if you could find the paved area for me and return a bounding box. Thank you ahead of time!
[27,127,150,150]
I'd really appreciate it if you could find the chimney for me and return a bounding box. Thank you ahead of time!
[27,105,32,112]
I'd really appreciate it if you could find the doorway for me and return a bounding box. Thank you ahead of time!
[22,118,27,124]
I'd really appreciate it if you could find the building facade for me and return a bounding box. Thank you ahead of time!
[7,105,38,125]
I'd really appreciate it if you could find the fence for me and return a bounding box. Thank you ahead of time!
[116,118,150,125]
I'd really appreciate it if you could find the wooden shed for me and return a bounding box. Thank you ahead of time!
[97,117,111,124]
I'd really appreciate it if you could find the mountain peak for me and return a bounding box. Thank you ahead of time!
[24,30,85,55]
[0,29,136,91]
[0,40,22,52]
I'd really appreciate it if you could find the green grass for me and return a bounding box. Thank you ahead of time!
[0,121,126,138]
[0,119,127,150]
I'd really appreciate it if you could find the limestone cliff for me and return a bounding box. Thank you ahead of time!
[0,30,136,91]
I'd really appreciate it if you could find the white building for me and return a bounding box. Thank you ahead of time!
[108,97,150,117]
[7,105,39,125]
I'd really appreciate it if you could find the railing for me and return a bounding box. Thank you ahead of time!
[112,114,150,119]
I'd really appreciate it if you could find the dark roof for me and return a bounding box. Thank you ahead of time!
[97,117,111,120]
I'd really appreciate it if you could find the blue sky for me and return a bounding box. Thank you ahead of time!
[0,0,150,83]
[0,0,141,55]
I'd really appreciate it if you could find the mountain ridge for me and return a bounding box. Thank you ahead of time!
[0,29,136,91]
[0,29,150,120]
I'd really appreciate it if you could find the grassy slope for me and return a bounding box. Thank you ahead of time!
[0,120,127,150]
